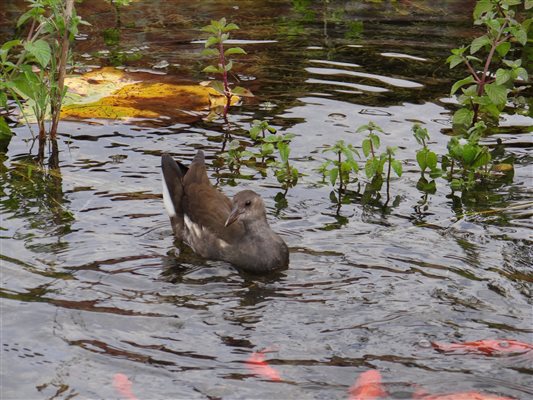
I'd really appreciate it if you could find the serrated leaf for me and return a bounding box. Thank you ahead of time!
[223,23,240,32]
[470,35,490,54]
[484,83,508,105]
[329,167,339,186]
[447,54,463,69]
[231,86,254,97]
[453,108,474,127]
[473,0,492,19]
[450,75,476,95]
[391,160,402,177]
[201,48,219,57]
[495,41,511,57]
[224,47,246,56]
[0,116,13,140]
[203,65,222,74]
[24,39,51,68]
[495,68,512,85]
[205,36,219,48]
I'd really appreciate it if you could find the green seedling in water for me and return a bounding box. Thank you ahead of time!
[319,140,359,192]
[0,0,88,152]
[221,139,254,173]
[263,133,298,193]
[412,124,442,193]
[357,122,402,200]
[442,122,493,190]
[447,0,530,131]
[201,18,251,120]
[248,119,277,159]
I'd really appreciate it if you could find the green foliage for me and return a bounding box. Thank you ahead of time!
[265,133,299,191]
[0,0,89,142]
[441,122,493,189]
[447,0,530,131]
[412,124,442,179]
[201,18,249,119]
[221,139,254,172]
[319,140,359,190]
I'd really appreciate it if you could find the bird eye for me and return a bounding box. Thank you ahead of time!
[245,200,252,206]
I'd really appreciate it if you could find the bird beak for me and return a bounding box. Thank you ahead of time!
[225,206,241,227]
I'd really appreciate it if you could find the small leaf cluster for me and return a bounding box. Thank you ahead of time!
[201,18,250,117]
[319,140,359,189]
[442,122,493,190]
[359,123,402,187]
[0,0,89,140]
[412,124,441,179]
[447,0,531,129]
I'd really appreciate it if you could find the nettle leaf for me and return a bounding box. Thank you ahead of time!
[362,138,371,157]
[473,0,492,19]
[470,35,490,54]
[495,41,511,57]
[484,83,508,105]
[201,48,219,57]
[515,67,528,81]
[495,68,512,85]
[205,36,219,48]
[224,47,246,56]
[329,167,339,186]
[223,23,240,32]
[24,39,51,68]
[447,54,463,69]
[451,76,475,95]
[391,160,402,177]
[231,86,254,97]
[453,108,474,127]
[0,116,12,139]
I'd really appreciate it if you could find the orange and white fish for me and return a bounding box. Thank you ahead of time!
[246,351,282,382]
[348,369,387,400]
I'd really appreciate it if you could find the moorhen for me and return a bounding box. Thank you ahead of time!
[161,150,289,273]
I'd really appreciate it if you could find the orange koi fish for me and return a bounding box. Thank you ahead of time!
[113,373,138,400]
[432,339,533,355]
[348,369,387,400]
[246,351,282,382]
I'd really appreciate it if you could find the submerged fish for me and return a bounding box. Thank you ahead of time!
[113,373,138,400]
[246,351,282,382]
[348,369,387,400]
[432,339,533,355]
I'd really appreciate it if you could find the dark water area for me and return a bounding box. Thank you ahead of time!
[1,1,532,399]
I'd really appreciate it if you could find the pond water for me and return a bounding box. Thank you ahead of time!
[1,1,532,399]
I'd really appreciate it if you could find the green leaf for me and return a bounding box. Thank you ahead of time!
[453,108,474,127]
[391,159,402,177]
[462,144,478,165]
[473,0,492,19]
[329,167,339,186]
[515,67,528,81]
[203,65,222,74]
[495,42,511,57]
[484,83,508,105]
[223,23,240,32]
[526,0,533,9]
[201,48,219,57]
[362,138,371,157]
[416,149,428,171]
[24,39,51,68]
[495,68,512,85]
[278,141,290,163]
[224,47,246,56]
[231,86,254,97]
[450,75,475,95]
[208,80,225,95]
[0,91,7,108]
[225,60,233,72]
[470,35,490,54]
[513,28,527,45]
[0,39,21,62]
[17,8,42,28]
[447,54,463,69]
[205,36,219,48]
[0,116,13,140]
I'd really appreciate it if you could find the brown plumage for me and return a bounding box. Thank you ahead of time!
[161,150,289,273]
